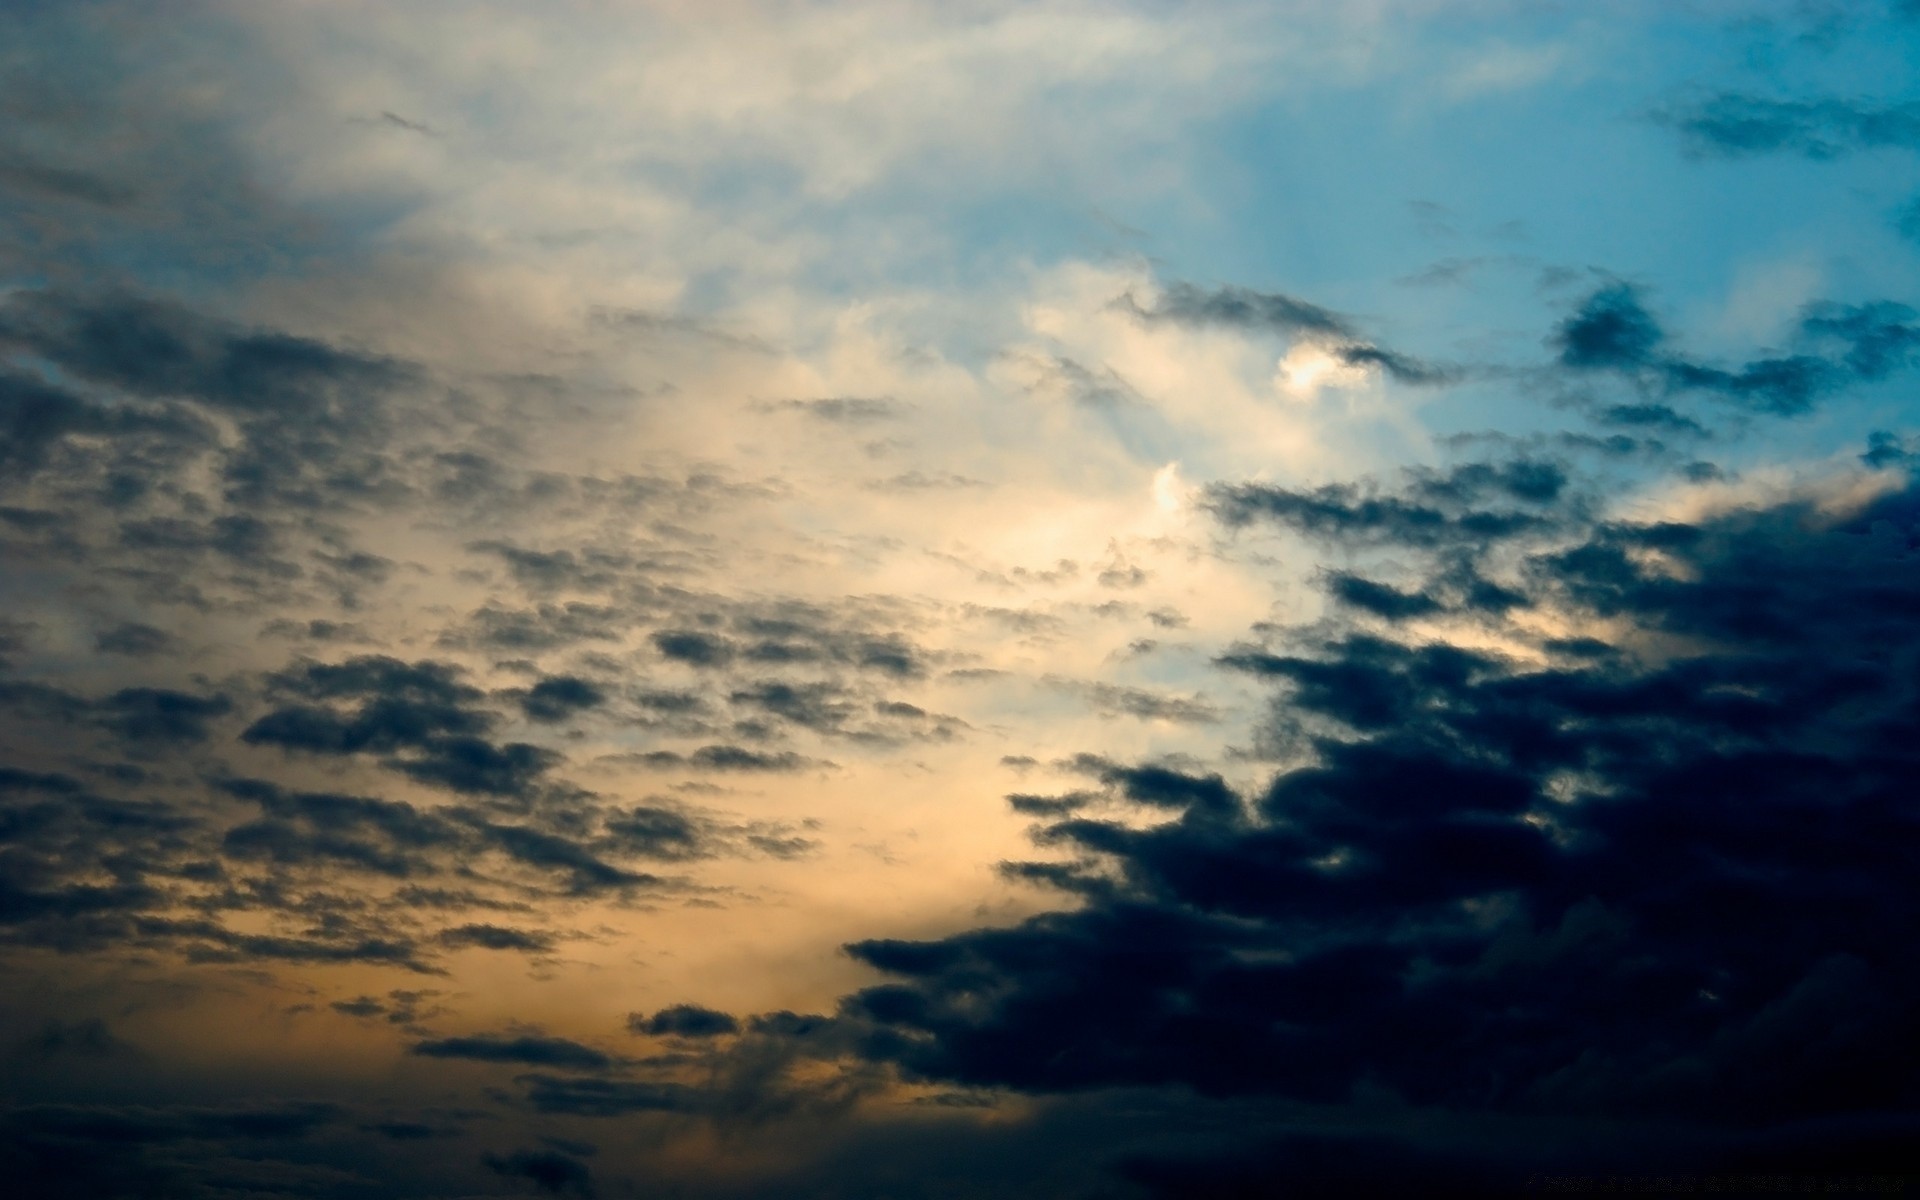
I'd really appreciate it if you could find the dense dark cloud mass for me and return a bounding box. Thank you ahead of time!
[795,470,1920,1181]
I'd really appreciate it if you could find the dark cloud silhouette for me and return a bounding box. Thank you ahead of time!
[11,1017,135,1060]
[0,290,408,417]
[1551,284,1918,416]
[1863,429,1920,468]
[515,1073,698,1117]
[518,676,607,723]
[639,745,824,773]
[0,147,140,209]
[485,1147,595,1196]
[0,678,232,751]
[412,1033,613,1070]
[438,923,555,953]
[1322,570,1445,619]
[1207,476,1555,547]
[218,777,676,901]
[1125,282,1463,389]
[1331,342,1463,386]
[771,470,1920,1179]
[0,1099,350,1198]
[631,1004,741,1038]
[1126,282,1358,339]
[242,654,560,798]
[92,622,171,657]
[1653,93,1920,159]
[653,629,735,667]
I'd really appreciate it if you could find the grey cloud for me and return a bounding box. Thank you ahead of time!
[630,1004,741,1038]
[1207,478,1554,547]
[1125,283,1463,389]
[412,1034,613,1070]
[517,676,607,723]
[756,396,902,421]
[1125,282,1358,339]
[92,622,172,658]
[1653,93,1920,158]
[485,1147,596,1197]
[436,924,556,953]
[1050,679,1221,725]
[1553,285,1917,416]
[638,745,825,774]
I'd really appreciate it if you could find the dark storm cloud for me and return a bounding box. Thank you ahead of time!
[0,282,456,641]
[1329,342,1463,386]
[637,745,824,773]
[1126,282,1359,339]
[1321,571,1445,619]
[1409,458,1569,506]
[412,1033,613,1070]
[485,1147,595,1197]
[728,681,857,733]
[514,1074,698,1117]
[0,618,31,667]
[450,602,629,651]
[92,622,171,657]
[1125,283,1464,388]
[219,779,469,879]
[1652,93,1920,158]
[631,1004,741,1038]
[653,629,735,667]
[4,1100,340,1145]
[158,919,437,973]
[1863,429,1920,467]
[754,469,1920,1177]
[0,146,139,209]
[597,804,709,860]
[0,1099,347,1199]
[1206,473,1557,547]
[517,676,608,723]
[436,923,555,952]
[0,678,232,746]
[0,367,209,476]
[242,654,561,798]
[1801,300,1920,378]
[1551,284,1920,416]
[1006,791,1097,817]
[12,1016,136,1061]
[731,605,929,679]
[0,290,408,417]
[1317,555,1527,622]
[468,541,637,593]
[219,777,682,900]
[0,290,417,530]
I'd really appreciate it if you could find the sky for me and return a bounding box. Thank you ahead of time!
[4,1,1920,1196]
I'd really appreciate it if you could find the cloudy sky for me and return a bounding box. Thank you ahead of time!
[4,2,1920,1196]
